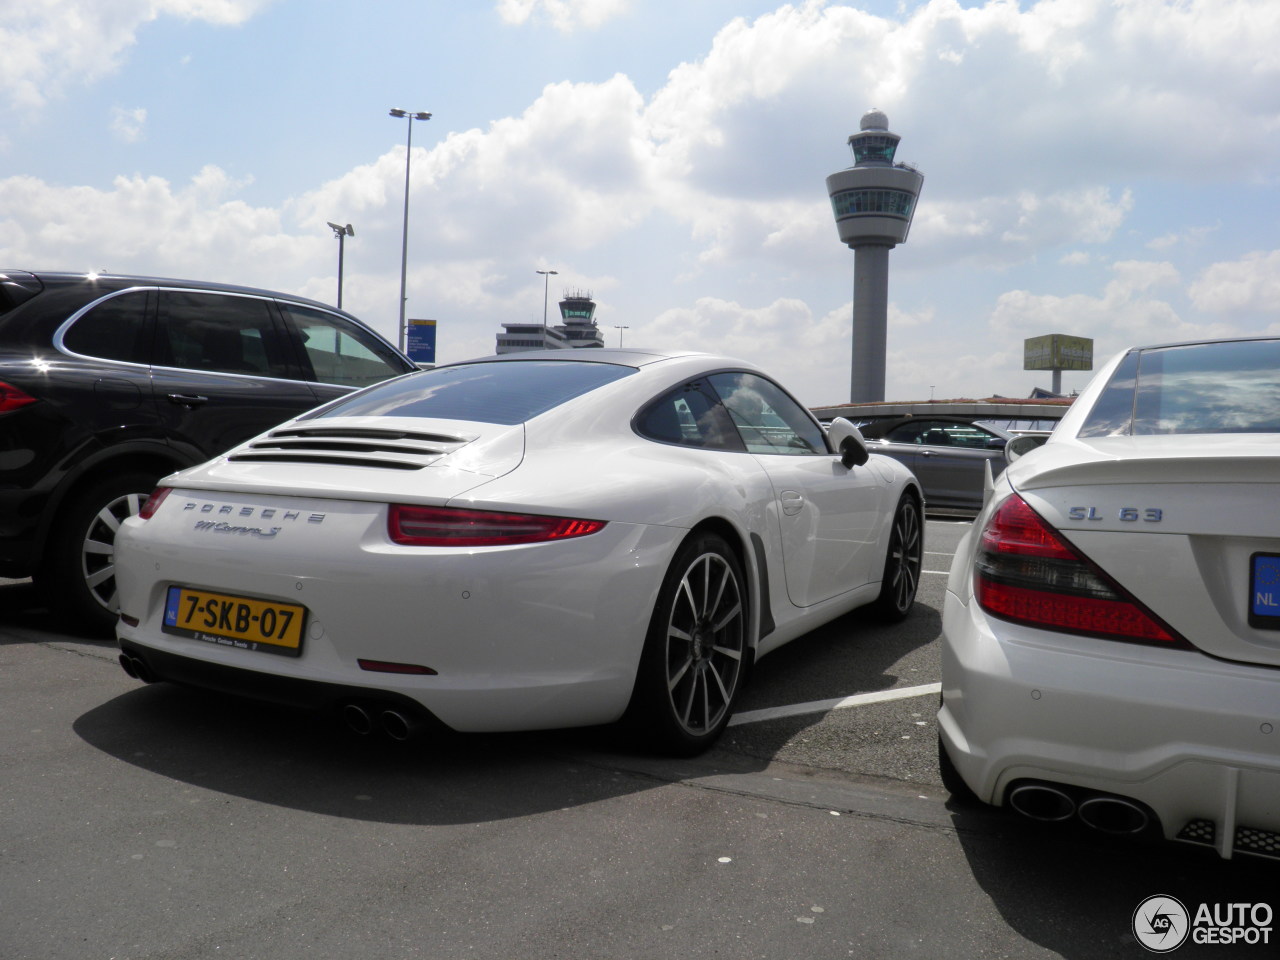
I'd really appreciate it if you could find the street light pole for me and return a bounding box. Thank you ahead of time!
[613,324,630,347]
[536,269,557,346]
[326,222,354,309]
[389,107,432,352]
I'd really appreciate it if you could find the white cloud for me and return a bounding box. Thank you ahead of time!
[0,0,271,110]
[110,106,147,143]
[991,259,1203,346]
[496,0,629,32]
[1189,251,1280,317]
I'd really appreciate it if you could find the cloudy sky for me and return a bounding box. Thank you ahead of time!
[3,0,1279,406]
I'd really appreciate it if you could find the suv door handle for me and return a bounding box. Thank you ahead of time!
[167,393,209,407]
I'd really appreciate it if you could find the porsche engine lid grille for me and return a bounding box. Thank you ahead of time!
[228,426,477,470]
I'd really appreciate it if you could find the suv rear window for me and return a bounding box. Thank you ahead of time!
[310,359,636,425]
[1079,339,1280,436]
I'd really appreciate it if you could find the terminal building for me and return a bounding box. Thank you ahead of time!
[495,291,605,353]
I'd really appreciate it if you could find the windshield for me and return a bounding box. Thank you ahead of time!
[1079,339,1280,436]
[306,359,636,426]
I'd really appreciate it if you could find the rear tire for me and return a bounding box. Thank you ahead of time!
[40,471,158,637]
[626,532,748,756]
[868,495,922,622]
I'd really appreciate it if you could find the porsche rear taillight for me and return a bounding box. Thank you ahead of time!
[0,381,38,414]
[137,487,172,520]
[974,495,1192,648]
[388,505,606,547]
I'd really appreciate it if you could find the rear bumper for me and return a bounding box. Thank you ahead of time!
[939,588,1280,859]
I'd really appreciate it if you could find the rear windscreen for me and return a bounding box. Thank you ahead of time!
[308,359,636,425]
[1079,339,1280,436]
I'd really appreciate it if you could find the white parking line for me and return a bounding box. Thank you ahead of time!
[728,682,942,727]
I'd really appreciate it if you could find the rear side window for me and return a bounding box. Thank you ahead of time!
[887,420,1000,449]
[279,303,409,388]
[1080,339,1280,436]
[155,291,293,378]
[311,360,635,425]
[62,291,152,364]
[635,379,746,451]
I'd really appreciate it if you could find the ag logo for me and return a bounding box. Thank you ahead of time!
[1134,895,1190,953]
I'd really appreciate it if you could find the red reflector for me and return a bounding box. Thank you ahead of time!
[0,381,39,414]
[388,504,606,547]
[138,487,173,520]
[357,659,438,675]
[975,495,1189,648]
[976,579,1176,644]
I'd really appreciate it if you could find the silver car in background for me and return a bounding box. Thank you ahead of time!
[860,415,1017,513]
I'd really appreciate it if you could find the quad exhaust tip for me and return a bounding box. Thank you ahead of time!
[1008,781,1153,835]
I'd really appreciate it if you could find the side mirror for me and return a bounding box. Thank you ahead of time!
[985,437,1008,450]
[826,417,870,468]
[1005,434,1043,463]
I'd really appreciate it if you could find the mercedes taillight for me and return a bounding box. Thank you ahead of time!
[974,495,1193,648]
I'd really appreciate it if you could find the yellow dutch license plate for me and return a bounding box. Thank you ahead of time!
[162,585,307,657]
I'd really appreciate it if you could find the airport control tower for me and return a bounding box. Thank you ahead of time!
[826,109,923,402]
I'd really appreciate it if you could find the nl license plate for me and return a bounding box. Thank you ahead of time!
[1248,553,1280,631]
[162,585,307,656]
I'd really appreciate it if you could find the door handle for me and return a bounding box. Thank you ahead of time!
[167,393,209,407]
[780,491,804,516]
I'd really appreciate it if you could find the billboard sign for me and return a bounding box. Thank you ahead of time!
[1024,334,1092,371]
[407,319,437,366]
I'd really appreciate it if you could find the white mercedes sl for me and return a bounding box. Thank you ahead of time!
[114,349,923,755]
[938,336,1280,859]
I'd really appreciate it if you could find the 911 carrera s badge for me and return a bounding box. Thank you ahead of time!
[1068,506,1164,523]
[192,519,282,538]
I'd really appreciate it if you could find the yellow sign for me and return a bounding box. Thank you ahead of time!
[1024,334,1093,371]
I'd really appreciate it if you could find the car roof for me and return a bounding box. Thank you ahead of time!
[859,414,1013,438]
[2,269,344,313]
[449,347,719,368]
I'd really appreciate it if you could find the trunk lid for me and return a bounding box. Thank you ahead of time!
[1009,435,1280,667]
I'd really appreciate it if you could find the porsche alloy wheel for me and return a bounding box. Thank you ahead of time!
[633,533,747,755]
[42,472,157,636]
[870,495,922,622]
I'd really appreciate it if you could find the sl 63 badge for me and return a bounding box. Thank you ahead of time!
[1069,506,1164,522]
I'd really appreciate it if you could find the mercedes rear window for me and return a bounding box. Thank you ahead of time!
[1079,339,1280,436]
[308,359,636,425]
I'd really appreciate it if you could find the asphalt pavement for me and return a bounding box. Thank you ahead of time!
[2,520,1275,959]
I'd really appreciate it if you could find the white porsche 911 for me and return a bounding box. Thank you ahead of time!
[114,349,923,755]
[938,336,1280,859]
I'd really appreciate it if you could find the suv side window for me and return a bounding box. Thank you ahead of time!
[62,290,153,364]
[155,291,293,378]
[707,372,827,455]
[279,303,409,388]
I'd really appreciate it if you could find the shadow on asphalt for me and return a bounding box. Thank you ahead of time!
[946,798,1276,958]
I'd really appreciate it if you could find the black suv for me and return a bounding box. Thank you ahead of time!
[0,270,416,634]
